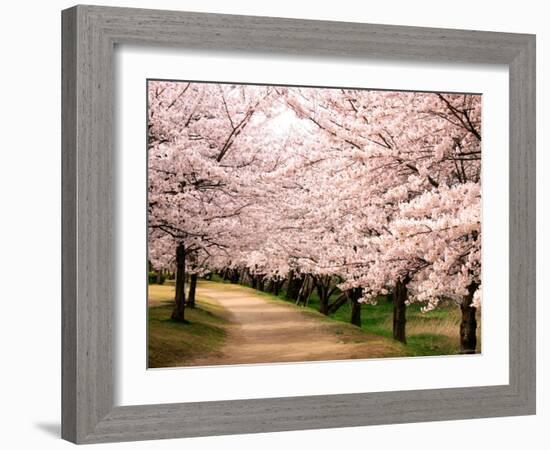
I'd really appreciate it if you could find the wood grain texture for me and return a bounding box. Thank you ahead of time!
[61,7,77,443]
[61,4,536,444]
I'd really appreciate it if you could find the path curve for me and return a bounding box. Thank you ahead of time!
[185,281,403,366]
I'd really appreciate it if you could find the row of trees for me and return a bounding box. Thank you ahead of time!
[148,80,482,353]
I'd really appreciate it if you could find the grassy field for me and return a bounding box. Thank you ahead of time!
[211,275,480,356]
[147,284,228,368]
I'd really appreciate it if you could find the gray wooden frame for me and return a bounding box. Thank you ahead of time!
[61,4,536,444]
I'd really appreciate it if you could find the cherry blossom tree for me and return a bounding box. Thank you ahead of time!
[148,80,278,321]
[276,87,481,350]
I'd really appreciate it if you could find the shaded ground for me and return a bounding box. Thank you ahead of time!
[147,290,229,368]
[148,281,405,368]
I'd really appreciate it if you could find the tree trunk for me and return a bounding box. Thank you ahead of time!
[393,276,409,343]
[241,268,249,285]
[187,273,198,308]
[349,288,362,327]
[285,270,295,299]
[286,276,304,300]
[230,268,240,284]
[273,280,280,296]
[251,275,258,289]
[327,293,347,315]
[286,271,302,300]
[305,279,315,306]
[296,276,307,305]
[258,276,265,291]
[222,268,231,281]
[460,281,479,354]
[315,276,335,315]
[317,282,329,315]
[171,243,186,322]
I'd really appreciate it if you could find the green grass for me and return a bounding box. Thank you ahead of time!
[245,281,479,357]
[326,299,461,356]
[147,284,228,368]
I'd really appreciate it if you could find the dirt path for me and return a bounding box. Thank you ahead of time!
[185,281,403,366]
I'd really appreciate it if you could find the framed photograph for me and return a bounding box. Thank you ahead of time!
[62,5,536,444]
